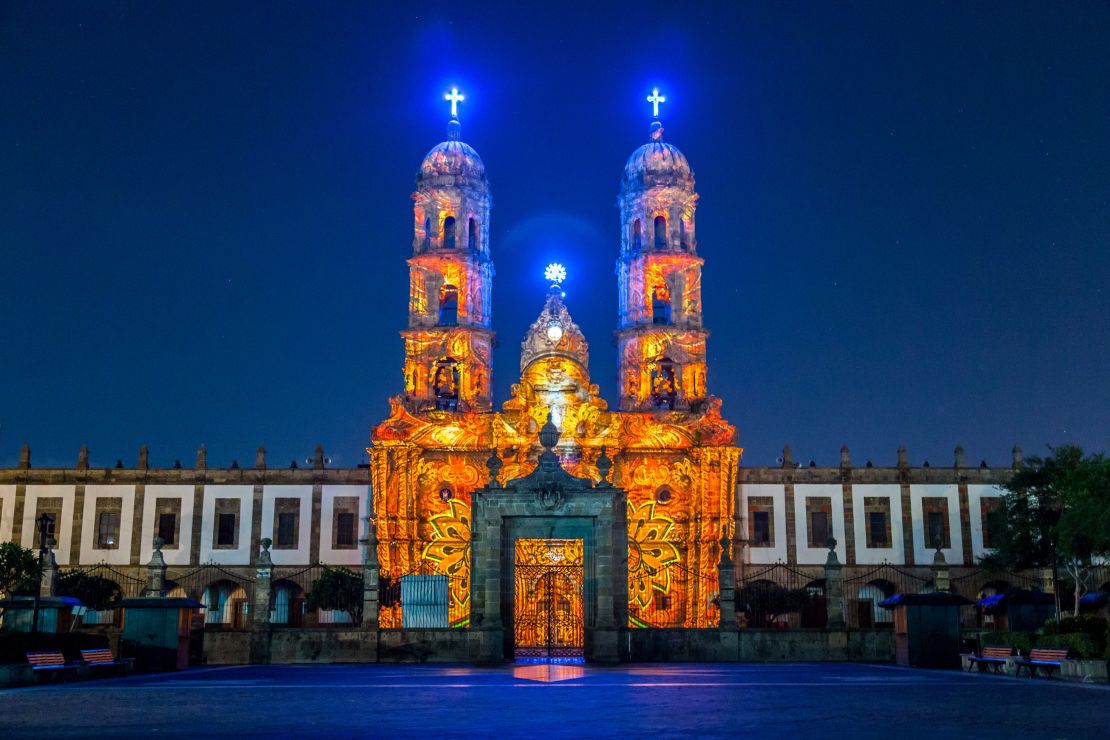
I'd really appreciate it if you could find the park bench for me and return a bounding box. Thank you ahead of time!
[25,651,80,679]
[966,645,1013,673]
[1013,647,1069,678]
[80,648,133,672]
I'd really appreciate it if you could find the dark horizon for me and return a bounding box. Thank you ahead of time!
[2,2,1108,469]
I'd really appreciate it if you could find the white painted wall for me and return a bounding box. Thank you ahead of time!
[967,484,1005,561]
[793,484,846,565]
[199,485,254,565]
[21,485,76,565]
[909,484,964,565]
[140,485,196,566]
[739,483,788,564]
[0,485,15,542]
[260,485,313,565]
[79,485,136,565]
[319,485,369,565]
[850,484,905,565]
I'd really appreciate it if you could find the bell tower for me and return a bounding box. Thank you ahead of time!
[615,90,708,412]
[401,89,495,412]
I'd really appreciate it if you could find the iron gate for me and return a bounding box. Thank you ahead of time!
[513,539,584,659]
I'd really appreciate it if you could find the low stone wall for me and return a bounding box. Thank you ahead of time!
[630,628,895,663]
[378,629,473,663]
[184,626,896,665]
[201,631,250,665]
[270,629,377,664]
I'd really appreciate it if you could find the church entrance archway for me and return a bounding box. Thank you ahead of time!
[513,538,584,660]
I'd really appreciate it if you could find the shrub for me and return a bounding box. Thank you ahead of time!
[1041,615,1107,654]
[305,566,363,623]
[1037,632,1101,659]
[980,631,1034,655]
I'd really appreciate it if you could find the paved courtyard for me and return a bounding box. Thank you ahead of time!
[2,662,1109,738]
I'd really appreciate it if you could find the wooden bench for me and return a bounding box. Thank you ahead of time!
[25,651,80,679]
[1014,647,1069,678]
[966,645,1013,673]
[80,648,133,671]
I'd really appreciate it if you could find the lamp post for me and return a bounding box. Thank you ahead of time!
[30,512,54,634]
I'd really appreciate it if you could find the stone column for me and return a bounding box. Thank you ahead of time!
[932,545,950,592]
[249,538,273,665]
[360,515,380,630]
[824,539,846,630]
[146,537,168,597]
[717,534,738,629]
[39,542,57,598]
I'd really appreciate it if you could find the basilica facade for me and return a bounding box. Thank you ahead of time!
[369,103,738,638]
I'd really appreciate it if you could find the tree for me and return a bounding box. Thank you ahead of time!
[0,541,39,596]
[737,581,814,628]
[305,567,363,623]
[983,446,1110,617]
[56,571,123,611]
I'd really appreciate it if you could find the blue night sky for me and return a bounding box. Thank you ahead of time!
[1,2,1108,469]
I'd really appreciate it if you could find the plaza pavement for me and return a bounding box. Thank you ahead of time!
[2,662,1109,738]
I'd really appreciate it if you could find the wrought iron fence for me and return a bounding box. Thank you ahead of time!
[844,564,931,629]
[166,564,255,629]
[735,563,827,629]
[57,563,146,625]
[273,564,363,627]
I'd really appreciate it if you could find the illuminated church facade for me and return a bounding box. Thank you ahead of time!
[371,92,739,637]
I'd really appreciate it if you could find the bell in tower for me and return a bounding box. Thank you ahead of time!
[401,89,495,412]
[615,90,708,413]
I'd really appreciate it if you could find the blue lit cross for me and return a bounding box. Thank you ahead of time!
[647,88,666,118]
[445,88,465,118]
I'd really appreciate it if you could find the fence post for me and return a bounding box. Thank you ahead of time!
[361,515,380,630]
[932,545,950,592]
[717,534,738,629]
[40,542,57,597]
[250,538,273,665]
[146,537,168,597]
[824,538,846,630]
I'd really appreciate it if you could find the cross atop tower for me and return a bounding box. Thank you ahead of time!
[647,88,665,119]
[445,87,465,119]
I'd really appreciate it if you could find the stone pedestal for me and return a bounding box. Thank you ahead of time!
[717,535,738,629]
[249,539,273,665]
[824,543,846,630]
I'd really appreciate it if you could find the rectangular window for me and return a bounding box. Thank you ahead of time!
[277,513,296,548]
[158,512,177,546]
[217,513,236,547]
[752,511,771,546]
[336,512,356,547]
[980,498,999,549]
[868,511,888,548]
[97,511,121,548]
[809,511,829,548]
[927,511,946,549]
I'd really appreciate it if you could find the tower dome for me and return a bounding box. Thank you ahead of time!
[418,120,487,185]
[622,121,694,192]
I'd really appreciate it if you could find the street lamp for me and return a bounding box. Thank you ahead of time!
[30,512,54,634]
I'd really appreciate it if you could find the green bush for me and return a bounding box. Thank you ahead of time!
[1041,615,1107,654]
[980,631,1034,654]
[1037,632,1101,659]
[0,630,108,665]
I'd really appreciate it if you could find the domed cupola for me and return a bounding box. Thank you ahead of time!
[622,120,694,193]
[412,92,492,257]
[418,118,488,186]
[399,89,496,414]
[614,89,709,414]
